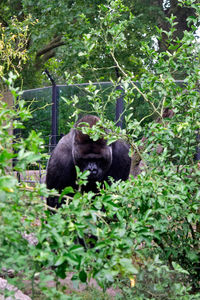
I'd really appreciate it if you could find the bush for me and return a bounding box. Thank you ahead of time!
[0,0,200,299]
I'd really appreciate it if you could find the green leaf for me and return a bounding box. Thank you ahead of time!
[69,245,85,254]
[59,186,74,203]
[79,270,87,283]
[54,256,66,267]
[172,262,189,275]
[119,258,138,274]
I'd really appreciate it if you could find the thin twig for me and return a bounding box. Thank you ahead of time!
[110,50,163,121]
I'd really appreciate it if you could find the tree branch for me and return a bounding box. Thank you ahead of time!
[36,36,65,58]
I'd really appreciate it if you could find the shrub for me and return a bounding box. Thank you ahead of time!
[0,0,200,299]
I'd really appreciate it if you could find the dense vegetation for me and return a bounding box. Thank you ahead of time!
[0,0,200,299]
[0,0,197,87]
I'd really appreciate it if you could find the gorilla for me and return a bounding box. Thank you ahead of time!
[46,115,131,207]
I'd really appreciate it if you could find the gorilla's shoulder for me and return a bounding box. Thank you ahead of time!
[46,130,76,190]
[52,130,74,154]
[106,139,131,181]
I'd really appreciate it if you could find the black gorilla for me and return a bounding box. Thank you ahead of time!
[46,115,131,207]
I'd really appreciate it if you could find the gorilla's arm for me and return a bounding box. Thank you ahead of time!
[46,131,76,192]
[106,140,131,181]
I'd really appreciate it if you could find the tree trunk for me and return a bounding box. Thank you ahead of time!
[157,0,196,51]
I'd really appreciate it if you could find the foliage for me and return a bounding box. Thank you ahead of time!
[0,0,195,88]
[0,79,49,298]
[20,0,161,85]
[0,16,33,87]
[0,0,200,299]
[52,0,200,297]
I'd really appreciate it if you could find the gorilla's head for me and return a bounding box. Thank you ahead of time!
[72,115,112,181]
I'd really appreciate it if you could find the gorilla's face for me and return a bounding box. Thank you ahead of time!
[72,129,112,182]
[76,158,106,181]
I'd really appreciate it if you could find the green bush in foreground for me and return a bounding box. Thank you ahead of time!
[0,0,200,299]
[0,75,199,299]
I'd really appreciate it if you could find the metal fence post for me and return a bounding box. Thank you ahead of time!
[115,85,124,128]
[44,69,59,152]
[195,130,200,160]
[51,84,59,150]
[115,67,124,128]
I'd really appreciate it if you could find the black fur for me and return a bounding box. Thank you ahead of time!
[46,115,131,207]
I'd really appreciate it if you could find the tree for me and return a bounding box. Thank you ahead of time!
[0,0,198,88]
[0,15,31,88]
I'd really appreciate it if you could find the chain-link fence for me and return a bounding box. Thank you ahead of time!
[21,82,120,152]
[18,80,196,184]
[18,82,119,184]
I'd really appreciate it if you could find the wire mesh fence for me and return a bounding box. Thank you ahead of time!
[21,82,117,145]
[15,161,46,184]
[17,80,196,185]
